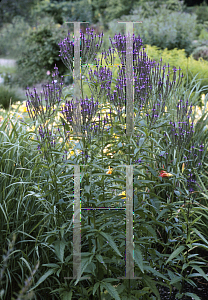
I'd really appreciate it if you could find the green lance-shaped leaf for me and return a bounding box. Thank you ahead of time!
[93,282,100,296]
[100,282,121,300]
[74,253,94,285]
[165,245,185,264]
[53,240,66,263]
[144,265,169,281]
[91,229,123,257]
[143,275,160,299]
[189,264,208,281]
[28,269,55,291]
[95,254,108,270]
[192,228,208,245]
[184,293,201,300]
[134,247,144,273]
[62,291,73,300]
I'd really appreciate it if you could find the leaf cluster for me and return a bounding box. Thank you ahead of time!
[12,16,69,89]
[108,6,198,57]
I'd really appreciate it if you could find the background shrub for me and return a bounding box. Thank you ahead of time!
[0,0,37,29]
[143,44,208,103]
[191,45,208,60]
[109,6,198,57]
[0,16,31,58]
[12,16,69,89]
[198,26,208,40]
[33,0,93,25]
[130,0,186,18]
[0,85,23,110]
[193,0,208,24]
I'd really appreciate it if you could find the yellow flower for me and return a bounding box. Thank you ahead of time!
[70,151,74,156]
[18,102,27,113]
[106,166,113,174]
[118,191,126,199]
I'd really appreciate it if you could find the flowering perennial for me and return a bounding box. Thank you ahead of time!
[58,26,104,73]
[108,33,184,123]
[26,65,63,122]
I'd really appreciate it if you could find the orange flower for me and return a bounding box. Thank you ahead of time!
[106,166,113,174]
[159,170,173,177]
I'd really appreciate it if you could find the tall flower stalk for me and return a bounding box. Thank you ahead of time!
[58,27,104,74]
[25,65,65,240]
[26,65,63,123]
[109,33,184,125]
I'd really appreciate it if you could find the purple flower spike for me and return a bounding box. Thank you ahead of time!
[26,65,63,122]
[58,26,104,73]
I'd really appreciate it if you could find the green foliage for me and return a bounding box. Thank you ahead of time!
[194,1,208,24]
[12,16,69,89]
[191,46,208,61]
[162,0,186,12]
[0,0,38,29]
[0,234,39,300]
[198,27,208,40]
[191,38,208,51]
[33,0,135,31]
[33,0,93,25]
[142,44,208,98]
[131,0,187,18]
[0,85,23,110]
[0,16,31,58]
[109,6,197,57]
[102,0,134,26]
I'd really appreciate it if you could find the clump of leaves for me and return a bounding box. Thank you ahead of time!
[109,6,197,57]
[0,85,23,110]
[191,46,208,61]
[13,16,69,89]
[194,0,208,24]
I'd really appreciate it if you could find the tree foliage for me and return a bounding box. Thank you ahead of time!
[0,0,41,28]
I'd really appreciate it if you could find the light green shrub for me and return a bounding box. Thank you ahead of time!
[144,44,208,103]
[198,27,208,40]
[0,16,31,59]
[12,16,69,89]
[108,7,198,57]
[191,45,208,61]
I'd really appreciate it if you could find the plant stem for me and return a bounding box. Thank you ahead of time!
[43,141,61,240]
[102,135,105,207]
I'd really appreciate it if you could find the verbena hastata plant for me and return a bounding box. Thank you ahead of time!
[1,26,208,300]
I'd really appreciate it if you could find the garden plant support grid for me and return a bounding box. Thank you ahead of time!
[63,21,143,284]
